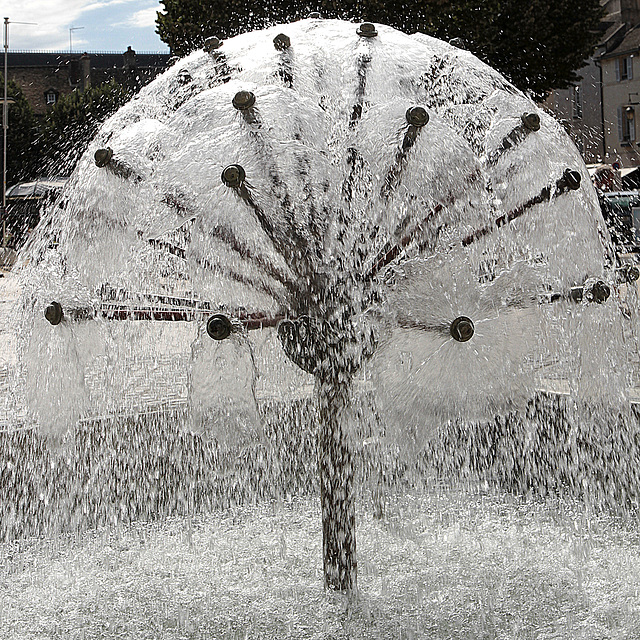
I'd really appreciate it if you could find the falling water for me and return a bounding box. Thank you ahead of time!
[2,16,640,635]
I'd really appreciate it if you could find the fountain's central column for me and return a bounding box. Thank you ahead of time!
[316,374,357,591]
[277,276,371,591]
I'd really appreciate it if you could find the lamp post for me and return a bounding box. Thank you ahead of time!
[3,17,9,247]
[2,17,36,248]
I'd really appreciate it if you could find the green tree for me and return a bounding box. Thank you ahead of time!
[0,75,39,189]
[41,79,131,176]
[424,0,604,99]
[156,0,603,98]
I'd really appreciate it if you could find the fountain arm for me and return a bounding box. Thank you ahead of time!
[364,168,583,282]
[43,295,285,332]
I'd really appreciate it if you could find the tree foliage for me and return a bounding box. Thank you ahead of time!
[1,76,39,188]
[41,79,131,175]
[156,0,603,98]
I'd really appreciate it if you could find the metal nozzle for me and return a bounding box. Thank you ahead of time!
[619,264,640,283]
[406,106,429,127]
[559,168,581,191]
[273,33,291,51]
[521,112,541,132]
[587,280,611,304]
[204,36,222,52]
[450,316,474,342]
[94,147,114,168]
[44,301,64,326]
[221,164,246,188]
[357,23,378,37]
[177,69,192,85]
[232,90,256,110]
[207,314,232,340]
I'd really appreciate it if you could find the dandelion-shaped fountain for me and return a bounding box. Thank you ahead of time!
[19,18,633,591]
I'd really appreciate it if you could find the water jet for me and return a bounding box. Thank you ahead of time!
[14,19,633,598]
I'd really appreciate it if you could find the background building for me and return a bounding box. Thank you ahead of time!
[544,0,631,164]
[7,48,170,116]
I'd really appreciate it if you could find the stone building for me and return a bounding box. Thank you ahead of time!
[544,0,640,172]
[7,48,170,116]
[543,0,635,165]
[600,24,640,170]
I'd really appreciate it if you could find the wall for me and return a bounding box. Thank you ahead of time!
[601,51,640,167]
[543,59,605,164]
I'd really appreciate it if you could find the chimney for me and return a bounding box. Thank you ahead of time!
[80,52,91,90]
[123,46,136,70]
[621,0,640,27]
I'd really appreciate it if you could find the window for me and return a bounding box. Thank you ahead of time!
[618,105,636,143]
[616,56,634,81]
[572,85,583,119]
[44,90,58,105]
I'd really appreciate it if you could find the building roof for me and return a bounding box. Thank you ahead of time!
[602,24,640,57]
[8,51,170,69]
[600,20,628,50]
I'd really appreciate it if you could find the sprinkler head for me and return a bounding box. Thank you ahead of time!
[277,318,295,341]
[204,36,222,52]
[406,106,429,127]
[450,316,474,342]
[44,301,64,326]
[560,168,581,191]
[569,286,584,302]
[307,11,321,19]
[587,280,611,304]
[521,112,541,132]
[273,33,291,51]
[206,314,232,340]
[221,164,246,188]
[232,90,256,110]
[177,69,192,85]
[357,23,378,37]
[94,147,113,168]
[619,264,640,282]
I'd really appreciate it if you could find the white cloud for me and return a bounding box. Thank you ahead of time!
[123,6,158,29]
[0,0,148,50]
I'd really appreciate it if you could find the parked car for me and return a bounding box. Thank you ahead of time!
[598,190,640,256]
[4,177,68,248]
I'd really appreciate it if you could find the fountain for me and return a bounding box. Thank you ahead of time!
[7,17,638,602]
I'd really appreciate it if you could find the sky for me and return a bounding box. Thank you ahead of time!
[0,0,169,53]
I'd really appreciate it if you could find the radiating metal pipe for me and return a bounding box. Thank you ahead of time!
[94,147,142,181]
[44,298,284,330]
[487,112,541,165]
[176,69,192,85]
[381,106,430,198]
[232,90,261,125]
[461,168,581,247]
